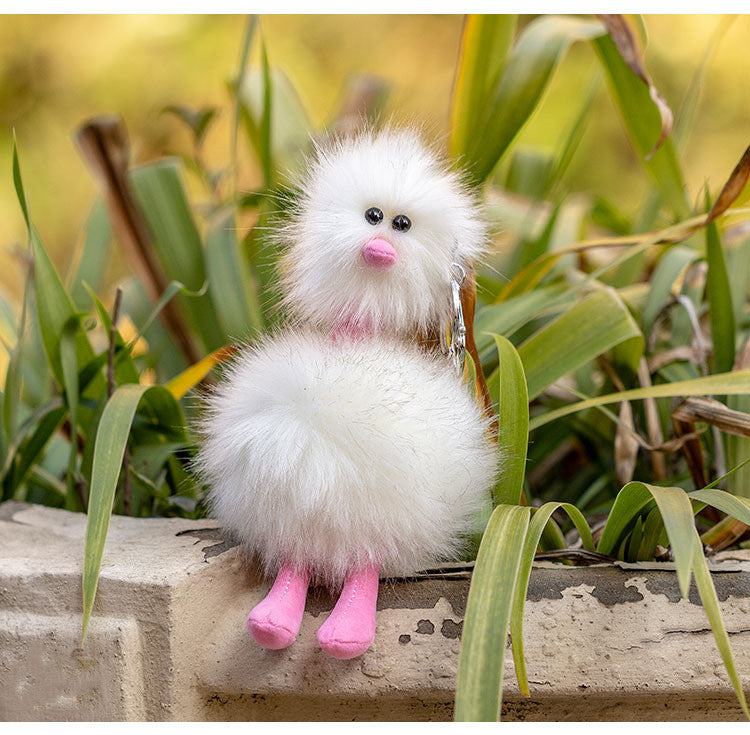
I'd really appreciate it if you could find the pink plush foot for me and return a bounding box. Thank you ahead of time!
[247,564,309,650]
[317,565,379,660]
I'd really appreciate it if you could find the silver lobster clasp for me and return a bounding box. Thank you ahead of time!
[441,262,467,375]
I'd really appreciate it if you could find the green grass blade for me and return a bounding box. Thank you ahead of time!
[475,283,570,359]
[259,37,273,189]
[450,14,517,160]
[643,484,696,596]
[689,488,750,525]
[596,482,653,556]
[119,278,186,381]
[83,288,140,388]
[625,515,645,562]
[5,404,66,498]
[490,335,528,506]
[691,531,750,718]
[119,279,206,356]
[12,141,97,388]
[205,208,264,339]
[727,390,750,499]
[510,501,593,694]
[636,505,665,561]
[129,160,222,352]
[231,15,259,199]
[549,74,600,188]
[68,200,112,310]
[705,219,736,374]
[455,504,531,721]
[530,369,750,430]
[515,287,643,400]
[465,15,605,185]
[510,204,561,276]
[81,384,183,643]
[4,274,29,444]
[238,67,311,182]
[12,130,30,227]
[599,482,695,596]
[593,33,689,218]
[728,238,750,328]
[640,246,697,332]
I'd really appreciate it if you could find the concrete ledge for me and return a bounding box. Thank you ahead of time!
[1,501,750,721]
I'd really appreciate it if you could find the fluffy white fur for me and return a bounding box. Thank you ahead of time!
[197,127,497,586]
[198,332,497,585]
[278,128,487,336]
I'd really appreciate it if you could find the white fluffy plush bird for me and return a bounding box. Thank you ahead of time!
[197,128,498,660]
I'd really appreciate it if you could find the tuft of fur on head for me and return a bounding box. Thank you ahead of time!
[194,331,497,587]
[276,126,487,336]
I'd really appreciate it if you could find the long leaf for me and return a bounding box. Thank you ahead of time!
[81,384,184,643]
[597,15,673,158]
[640,245,698,332]
[705,219,736,374]
[690,531,750,718]
[514,287,643,400]
[690,488,750,525]
[530,369,750,430]
[4,273,29,444]
[450,14,517,160]
[5,404,66,498]
[454,504,530,721]
[593,32,689,218]
[68,200,112,310]
[596,482,653,555]
[231,15,259,199]
[259,37,273,188]
[204,208,264,339]
[129,160,222,352]
[510,502,593,694]
[490,335,528,505]
[12,140,97,388]
[598,482,696,596]
[464,15,605,185]
[727,347,750,498]
[475,283,570,360]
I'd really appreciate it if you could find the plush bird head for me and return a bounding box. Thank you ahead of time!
[278,128,487,339]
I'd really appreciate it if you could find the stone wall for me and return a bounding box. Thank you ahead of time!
[1,501,749,721]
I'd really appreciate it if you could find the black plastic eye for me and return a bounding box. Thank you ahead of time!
[392,214,411,233]
[364,207,384,225]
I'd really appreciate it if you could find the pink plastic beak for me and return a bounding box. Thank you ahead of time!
[361,237,398,270]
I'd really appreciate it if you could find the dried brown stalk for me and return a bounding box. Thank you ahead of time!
[672,414,709,491]
[672,397,750,438]
[76,116,202,366]
[702,515,749,554]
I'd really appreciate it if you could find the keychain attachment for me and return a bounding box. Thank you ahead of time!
[441,261,467,375]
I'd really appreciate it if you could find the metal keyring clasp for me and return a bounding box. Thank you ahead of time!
[441,261,467,375]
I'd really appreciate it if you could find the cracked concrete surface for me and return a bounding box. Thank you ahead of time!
[2,502,750,721]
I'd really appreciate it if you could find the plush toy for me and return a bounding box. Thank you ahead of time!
[197,128,498,660]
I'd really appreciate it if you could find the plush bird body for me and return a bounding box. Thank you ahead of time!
[197,129,498,659]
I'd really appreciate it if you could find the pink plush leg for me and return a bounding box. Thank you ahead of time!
[247,564,310,650]
[317,565,379,659]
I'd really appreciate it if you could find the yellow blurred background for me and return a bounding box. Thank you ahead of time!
[2,14,750,305]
